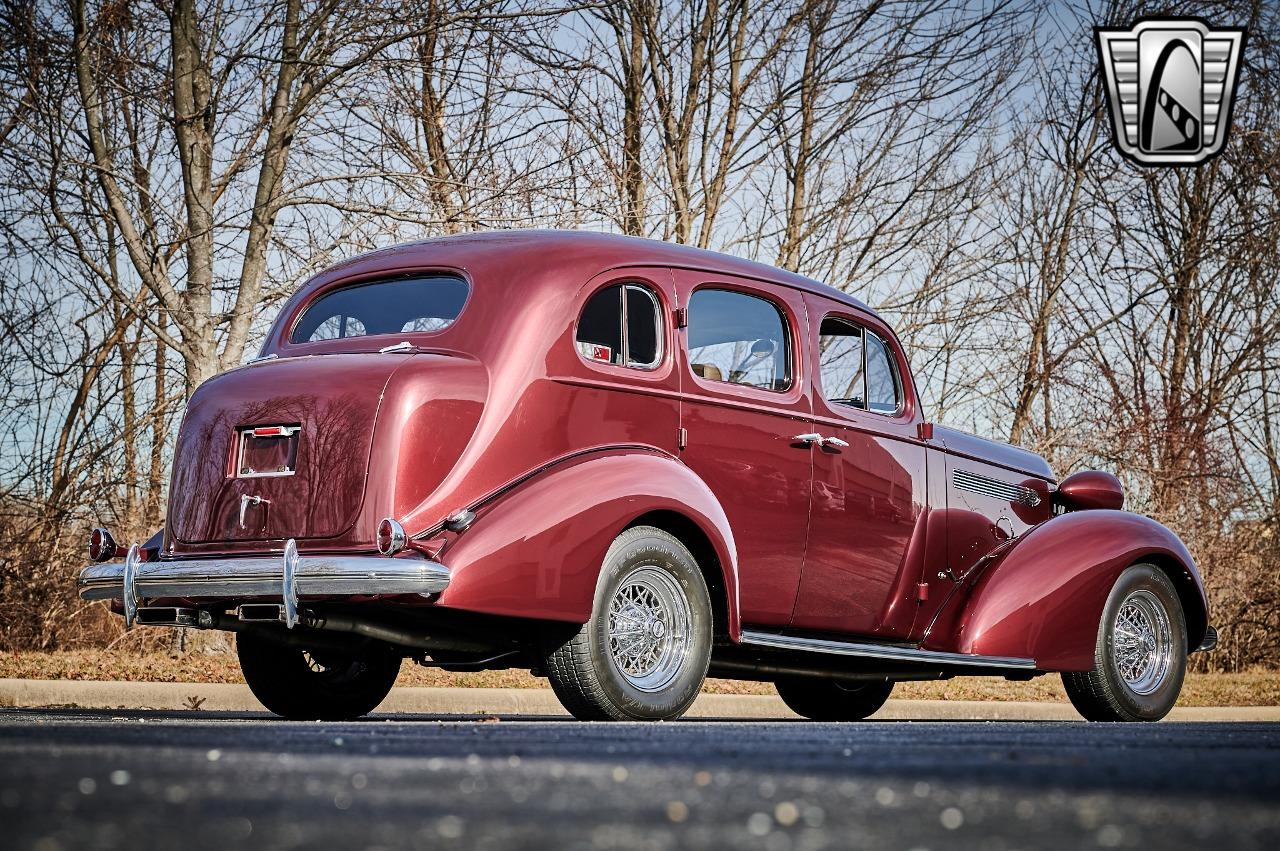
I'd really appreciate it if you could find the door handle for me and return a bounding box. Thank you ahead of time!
[793,432,822,445]
[821,436,849,449]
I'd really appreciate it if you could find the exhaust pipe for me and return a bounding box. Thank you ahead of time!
[298,610,496,655]
[237,603,287,622]
[220,606,497,655]
[133,607,199,627]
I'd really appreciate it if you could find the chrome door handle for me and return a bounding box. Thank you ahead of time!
[793,432,823,445]
[821,436,850,449]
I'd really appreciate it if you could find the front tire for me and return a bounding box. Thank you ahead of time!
[775,678,894,720]
[544,526,713,721]
[1062,564,1187,722]
[237,632,402,720]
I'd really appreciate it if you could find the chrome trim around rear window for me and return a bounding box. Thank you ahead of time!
[78,554,450,601]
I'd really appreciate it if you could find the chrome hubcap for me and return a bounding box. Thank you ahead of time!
[1112,590,1173,695]
[606,566,692,692]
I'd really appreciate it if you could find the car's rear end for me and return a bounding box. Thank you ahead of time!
[77,261,528,718]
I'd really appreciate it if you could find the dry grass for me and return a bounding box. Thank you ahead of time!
[2,648,1277,706]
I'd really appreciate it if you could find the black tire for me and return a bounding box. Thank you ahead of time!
[543,526,713,721]
[236,632,402,720]
[775,678,894,721]
[1062,564,1187,722]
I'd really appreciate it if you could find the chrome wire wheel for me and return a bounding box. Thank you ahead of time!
[606,565,693,693]
[1112,589,1174,695]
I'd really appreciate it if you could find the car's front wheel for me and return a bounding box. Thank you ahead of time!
[543,526,713,721]
[237,632,402,720]
[1062,563,1187,722]
[775,678,894,720]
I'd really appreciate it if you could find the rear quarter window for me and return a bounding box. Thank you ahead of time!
[290,275,469,343]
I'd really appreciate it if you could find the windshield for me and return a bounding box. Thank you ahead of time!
[290,275,469,344]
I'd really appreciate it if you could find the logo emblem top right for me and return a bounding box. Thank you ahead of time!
[1095,17,1246,166]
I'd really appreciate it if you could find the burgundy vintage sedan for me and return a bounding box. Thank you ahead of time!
[80,231,1215,722]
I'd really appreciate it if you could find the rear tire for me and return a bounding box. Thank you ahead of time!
[775,678,894,721]
[543,526,713,721]
[1062,564,1187,722]
[237,632,401,720]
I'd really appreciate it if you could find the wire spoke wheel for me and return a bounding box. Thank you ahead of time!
[543,526,712,721]
[1062,564,1188,722]
[1111,589,1173,695]
[606,565,693,693]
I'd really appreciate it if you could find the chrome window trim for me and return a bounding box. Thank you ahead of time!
[623,283,664,369]
[686,286,794,393]
[573,282,666,372]
[817,315,904,418]
[287,273,470,345]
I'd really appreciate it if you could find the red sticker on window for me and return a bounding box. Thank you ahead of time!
[591,344,612,362]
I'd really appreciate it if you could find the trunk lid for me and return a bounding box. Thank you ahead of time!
[168,354,407,544]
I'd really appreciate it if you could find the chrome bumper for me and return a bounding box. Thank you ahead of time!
[78,540,450,629]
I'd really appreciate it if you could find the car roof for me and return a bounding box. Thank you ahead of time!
[321,229,881,322]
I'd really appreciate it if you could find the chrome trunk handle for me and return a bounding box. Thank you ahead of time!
[239,494,269,529]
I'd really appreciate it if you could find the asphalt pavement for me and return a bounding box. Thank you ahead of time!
[3,708,1278,850]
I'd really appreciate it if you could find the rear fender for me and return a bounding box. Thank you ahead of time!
[923,511,1207,670]
[434,448,741,639]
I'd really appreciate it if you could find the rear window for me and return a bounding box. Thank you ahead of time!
[290,275,469,344]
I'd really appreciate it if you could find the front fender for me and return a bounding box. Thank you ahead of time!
[434,448,741,639]
[924,511,1207,671]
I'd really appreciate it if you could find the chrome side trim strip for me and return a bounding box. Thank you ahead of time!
[954,469,1042,507]
[78,554,450,602]
[740,629,1037,670]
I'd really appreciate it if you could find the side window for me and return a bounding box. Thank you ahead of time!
[817,318,865,408]
[818,315,901,415]
[687,288,791,391]
[575,283,663,369]
[865,332,900,414]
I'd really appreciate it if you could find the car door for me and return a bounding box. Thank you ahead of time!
[788,296,929,638]
[672,272,814,627]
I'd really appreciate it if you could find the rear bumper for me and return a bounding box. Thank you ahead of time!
[79,551,450,602]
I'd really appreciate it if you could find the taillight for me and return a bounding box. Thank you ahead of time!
[89,528,118,562]
[377,518,407,555]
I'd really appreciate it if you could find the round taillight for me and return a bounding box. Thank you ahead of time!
[89,528,118,562]
[377,518,407,555]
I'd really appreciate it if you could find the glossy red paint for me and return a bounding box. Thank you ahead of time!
[152,229,1208,676]
[924,510,1207,669]
[436,449,740,640]
[790,292,928,638]
[672,269,812,626]
[1056,469,1126,511]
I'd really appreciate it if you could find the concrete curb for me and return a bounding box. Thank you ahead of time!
[2,678,1277,721]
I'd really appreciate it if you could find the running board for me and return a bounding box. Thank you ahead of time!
[740,630,1037,670]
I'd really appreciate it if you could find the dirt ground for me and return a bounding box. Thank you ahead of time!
[3,648,1277,706]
